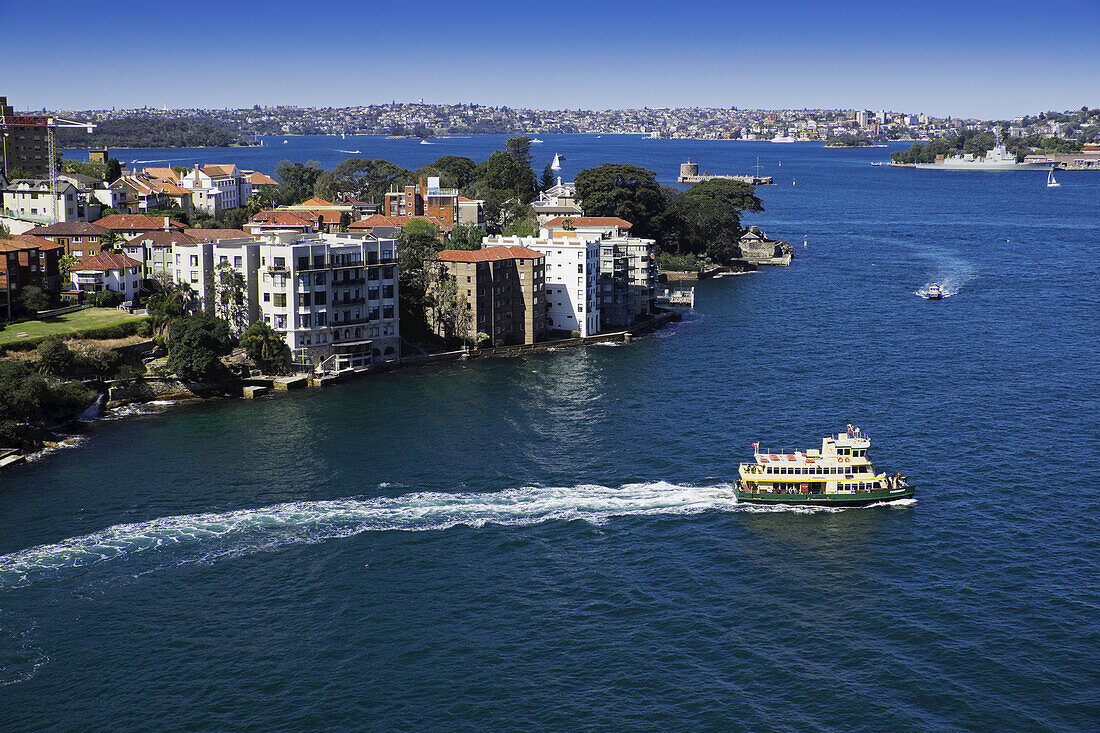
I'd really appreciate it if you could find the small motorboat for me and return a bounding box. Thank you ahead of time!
[870,162,882,166]
[927,284,943,300]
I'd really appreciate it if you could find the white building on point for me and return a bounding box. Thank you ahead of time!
[483,231,600,337]
[70,251,142,301]
[256,232,401,372]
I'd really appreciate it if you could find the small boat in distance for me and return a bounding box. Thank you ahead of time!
[927,284,943,300]
[734,426,912,507]
[1047,167,1061,188]
[551,153,563,171]
[282,139,288,144]
[870,162,882,166]
[531,138,544,143]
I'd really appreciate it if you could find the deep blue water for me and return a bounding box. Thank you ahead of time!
[9,137,1100,731]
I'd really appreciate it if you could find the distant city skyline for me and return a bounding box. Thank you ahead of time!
[4,0,1098,120]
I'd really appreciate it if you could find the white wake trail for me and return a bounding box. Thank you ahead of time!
[0,483,732,588]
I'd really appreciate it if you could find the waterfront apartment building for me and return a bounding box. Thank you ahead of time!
[543,216,632,240]
[484,234,600,337]
[433,246,546,345]
[170,236,261,327]
[596,236,657,330]
[256,232,400,372]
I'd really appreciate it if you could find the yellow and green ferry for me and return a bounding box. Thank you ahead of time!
[735,426,912,507]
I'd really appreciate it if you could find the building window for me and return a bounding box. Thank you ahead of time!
[274,293,286,308]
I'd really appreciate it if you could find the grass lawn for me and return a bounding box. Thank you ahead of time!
[0,308,143,345]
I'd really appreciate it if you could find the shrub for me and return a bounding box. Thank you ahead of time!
[241,321,287,372]
[36,337,74,376]
[166,314,234,380]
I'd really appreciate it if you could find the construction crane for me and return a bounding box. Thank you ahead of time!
[0,111,95,223]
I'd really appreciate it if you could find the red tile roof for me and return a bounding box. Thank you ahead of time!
[249,210,316,227]
[544,216,632,228]
[27,221,109,237]
[298,196,334,208]
[0,234,54,252]
[96,214,185,231]
[349,214,453,231]
[124,231,200,247]
[72,252,143,272]
[248,171,278,186]
[437,246,545,262]
[142,166,182,183]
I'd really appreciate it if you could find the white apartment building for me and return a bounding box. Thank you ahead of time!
[180,164,252,216]
[170,237,261,327]
[2,179,81,223]
[484,232,600,337]
[256,232,400,372]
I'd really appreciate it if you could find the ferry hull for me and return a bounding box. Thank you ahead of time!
[734,484,914,507]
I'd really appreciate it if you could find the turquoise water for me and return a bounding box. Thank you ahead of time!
[5,137,1099,730]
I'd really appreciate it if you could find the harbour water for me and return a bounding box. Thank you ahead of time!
[3,137,1098,730]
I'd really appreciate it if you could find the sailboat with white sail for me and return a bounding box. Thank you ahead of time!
[1047,166,1061,188]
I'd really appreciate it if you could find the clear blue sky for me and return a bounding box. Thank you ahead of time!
[4,0,1098,119]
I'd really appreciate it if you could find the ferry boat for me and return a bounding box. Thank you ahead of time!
[734,426,912,507]
[927,284,943,300]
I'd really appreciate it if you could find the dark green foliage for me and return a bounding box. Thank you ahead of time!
[447,224,484,251]
[826,133,873,147]
[19,286,50,316]
[105,158,122,183]
[339,211,351,232]
[166,314,234,380]
[331,158,414,201]
[504,136,533,170]
[540,163,555,192]
[87,290,124,307]
[575,164,665,239]
[426,156,477,190]
[221,208,250,230]
[274,160,323,205]
[0,360,94,443]
[55,117,243,148]
[241,321,287,372]
[36,337,73,376]
[397,220,444,340]
[663,179,764,262]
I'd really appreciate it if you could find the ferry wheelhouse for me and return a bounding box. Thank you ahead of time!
[735,426,912,506]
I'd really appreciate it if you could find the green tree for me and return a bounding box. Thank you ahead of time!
[36,337,73,376]
[575,164,665,239]
[447,223,485,251]
[539,163,555,192]
[105,158,122,183]
[505,135,533,170]
[339,211,351,232]
[274,159,323,204]
[397,219,444,339]
[166,314,234,380]
[663,179,764,261]
[428,156,477,190]
[59,252,79,280]
[313,170,337,200]
[221,208,250,230]
[241,320,287,373]
[214,262,248,333]
[99,231,124,251]
[19,285,50,315]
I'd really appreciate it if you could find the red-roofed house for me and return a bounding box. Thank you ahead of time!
[245,210,318,235]
[26,221,108,258]
[543,216,632,238]
[70,252,143,301]
[0,234,63,314]
[433,245,546,345]
[348,214,451,239]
